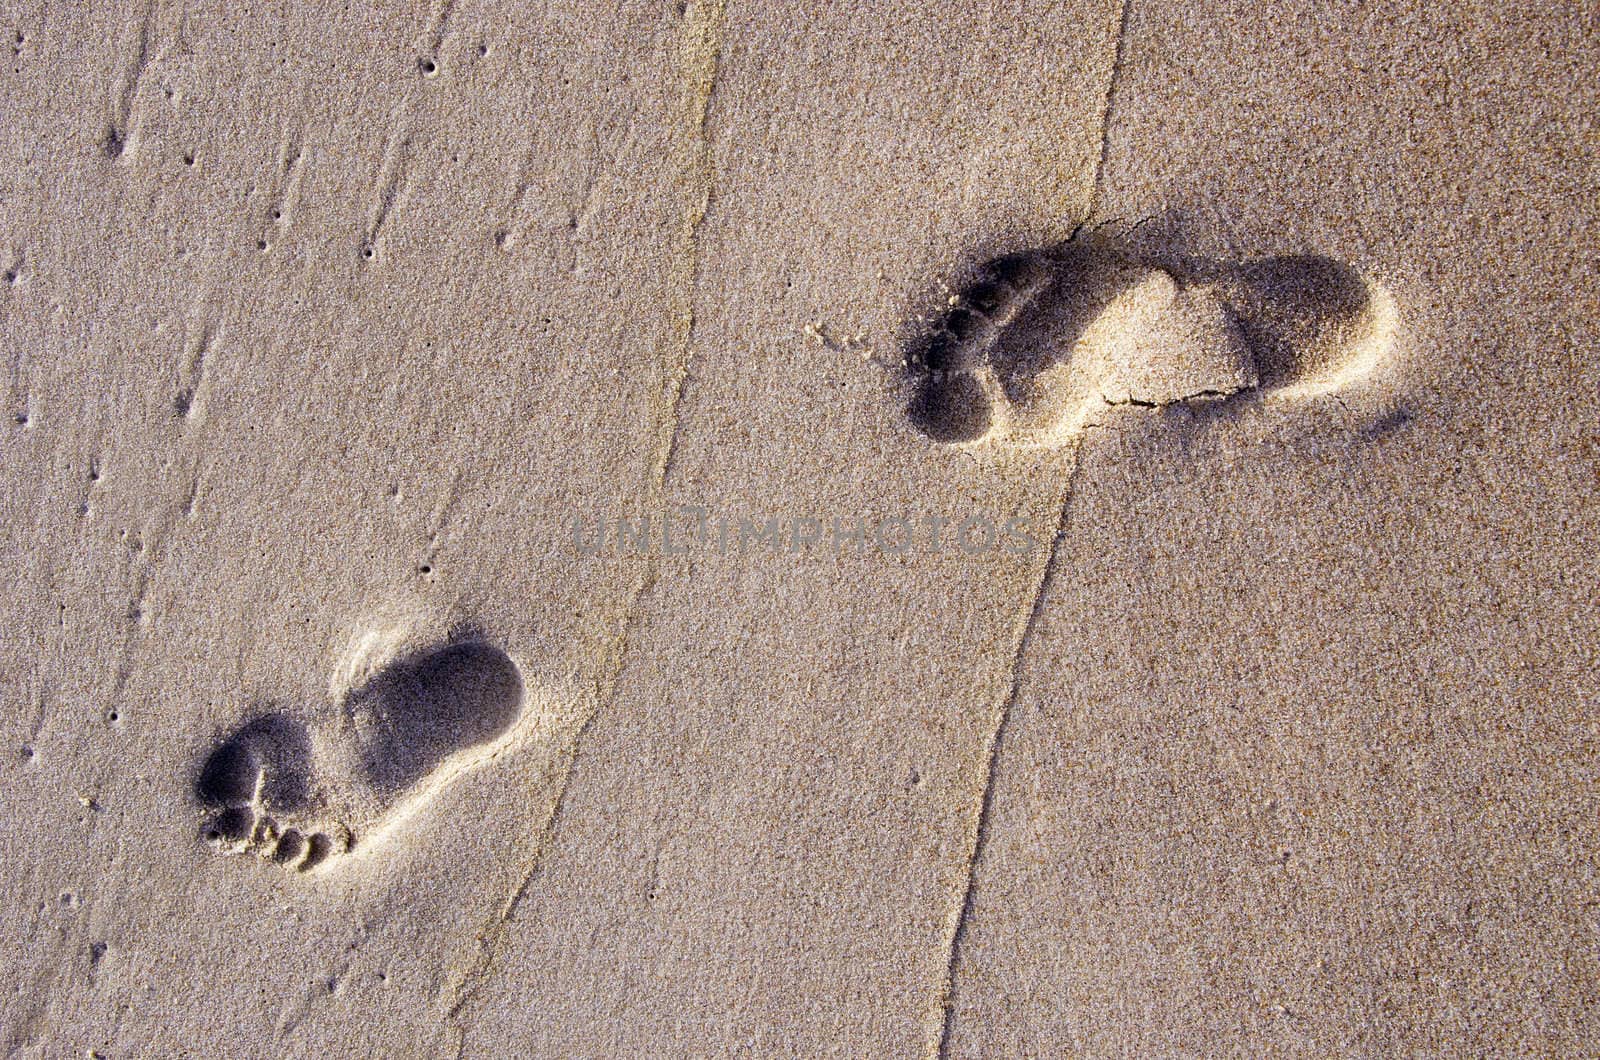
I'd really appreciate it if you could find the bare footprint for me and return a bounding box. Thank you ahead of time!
[193,632,529,873]
[902,228,1398,447]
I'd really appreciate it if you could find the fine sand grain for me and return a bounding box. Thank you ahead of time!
[1,1,1595,1056]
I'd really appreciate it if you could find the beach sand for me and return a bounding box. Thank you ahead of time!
[1,1,1595,1055]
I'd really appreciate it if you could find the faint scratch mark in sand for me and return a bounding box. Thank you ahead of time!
[1,879,96,1053]
[268,125,308,227]
[275,953,355,1041]
[426,468,464,541]
[929,443,1087,1058]
[569,139,609,236]
[7,342,32,424]
[497,136,562,250]
[1089,0,1131,211]
[108,451,199,703]
[439,3,726,1044]
[174,318,217,419]
[362,115,413,257]
[281,129,305,178]
[25,679,48,748]
[104,0,155,160]
[498,142,541,247]
[420,0,459,60]
[500,107,641,256]
[418,467,464,570]
[108,308,217,711]
[567,116,636,240]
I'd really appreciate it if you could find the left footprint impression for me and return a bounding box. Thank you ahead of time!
[193,637,528,873]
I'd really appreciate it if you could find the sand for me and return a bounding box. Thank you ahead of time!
[1,0,1595,1055]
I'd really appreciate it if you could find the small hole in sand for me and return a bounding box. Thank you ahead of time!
[418,57,438,76]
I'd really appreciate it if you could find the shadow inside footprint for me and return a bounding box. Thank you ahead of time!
[194,712,312,813]
[908,373,993,443]
[1224,255,1374,390]
[194,712,323,862]
[347,641,525,796]
[985,239,1145,405]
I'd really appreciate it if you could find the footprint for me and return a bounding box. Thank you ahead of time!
[193,633,528,873]
[902,229,1397,447]
[1216,254,1398,399]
